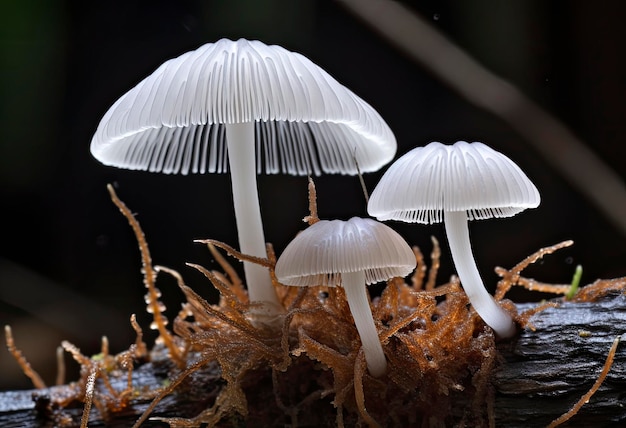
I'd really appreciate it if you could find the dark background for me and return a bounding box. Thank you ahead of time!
[1,0,625,390]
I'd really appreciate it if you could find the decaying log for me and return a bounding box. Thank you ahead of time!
[1,294,625,427]
[0,356,223,428]
[495,293,626,427]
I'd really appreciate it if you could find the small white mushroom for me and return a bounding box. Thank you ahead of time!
[90,38,396,316]
[275,217,416,377]
[367,141,540,338]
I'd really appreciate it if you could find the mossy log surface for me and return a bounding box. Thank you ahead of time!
[1,294,625,427]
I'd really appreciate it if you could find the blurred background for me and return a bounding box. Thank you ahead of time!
[1,0,625,390]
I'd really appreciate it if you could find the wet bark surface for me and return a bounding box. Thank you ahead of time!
[494,293,626,427]
[2,294,625,427]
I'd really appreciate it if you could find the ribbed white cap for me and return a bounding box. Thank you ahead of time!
[368,141,540,224]
[275,217,416,287]
[90,38,396,176]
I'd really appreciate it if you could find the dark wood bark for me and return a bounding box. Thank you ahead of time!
[0,358,223,427]
[494,293,626,427]
[2,294,625,427]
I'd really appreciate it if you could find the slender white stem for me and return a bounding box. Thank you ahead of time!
[444,210,515,338]
[225,122,281,311]
[342,271,387,377]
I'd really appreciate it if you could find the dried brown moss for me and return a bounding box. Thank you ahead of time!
[5,185,626,427]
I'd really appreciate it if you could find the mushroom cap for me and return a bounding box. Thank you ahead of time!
[275,217,416,287]
[90,38,396,176]
[367,141,540,224]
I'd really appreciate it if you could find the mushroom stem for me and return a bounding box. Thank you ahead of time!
[225,122,281,312]
[443,210,516,338]
[342,270,387,377]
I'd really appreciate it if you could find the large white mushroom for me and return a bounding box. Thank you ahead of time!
[90,38,396,316]
[275,217,416,377]
[367,141,540,338]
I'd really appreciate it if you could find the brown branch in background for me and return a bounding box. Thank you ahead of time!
[336,0,626,237]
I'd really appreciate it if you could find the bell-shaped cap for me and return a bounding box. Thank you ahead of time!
[275,217,416,287]
[90,38,396,176]
[368,141,540,224]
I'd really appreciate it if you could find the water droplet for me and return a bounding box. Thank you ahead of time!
[433,13,440,21]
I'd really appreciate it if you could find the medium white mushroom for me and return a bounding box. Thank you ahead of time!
[275,217,416,377]
[90,38,396,315]
[367,141,540,338]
